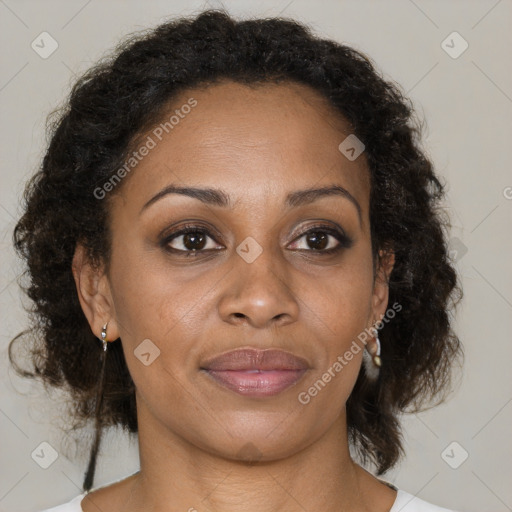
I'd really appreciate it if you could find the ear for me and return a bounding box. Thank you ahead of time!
[371,247,395,324]
[71,243,120,341]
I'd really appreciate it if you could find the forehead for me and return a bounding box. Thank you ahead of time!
[114,80,370,220]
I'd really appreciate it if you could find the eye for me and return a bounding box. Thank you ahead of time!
[161,222,353,257]
[162,225,222,255]
[288,224,353,254]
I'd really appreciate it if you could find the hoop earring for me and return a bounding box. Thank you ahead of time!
[363,326,381,381]
[83,322,110,492]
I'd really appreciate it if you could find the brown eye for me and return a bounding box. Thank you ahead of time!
[162,226,222,254]
[288,225,353,254]
[304,231,330,251]
[180,231,207,251]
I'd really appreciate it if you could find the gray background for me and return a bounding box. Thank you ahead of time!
[1,0,511,510]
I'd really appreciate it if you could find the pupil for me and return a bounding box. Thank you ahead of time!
[184,232,205,250]
[307,232,327,250]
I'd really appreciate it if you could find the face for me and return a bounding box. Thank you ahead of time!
[76,80,394,461]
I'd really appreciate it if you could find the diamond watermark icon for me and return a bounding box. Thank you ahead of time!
[134,338,161,366]
[441,441,469,469]
[31,32,59,59]
[236,442,263,465]
[447,237,468,263]
[236,236,263,263]
[338,134,365,161]
[441,32,468,59]
[31,441,59,469]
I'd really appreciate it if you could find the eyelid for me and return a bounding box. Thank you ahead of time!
[158,221,224,243]
[292,221,348,240]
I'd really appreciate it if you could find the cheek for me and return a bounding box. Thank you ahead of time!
[294,269,371,416]
[297,255,374,406]
[307,254,374,335]
[108,231,185,333]
[108,240,218,379]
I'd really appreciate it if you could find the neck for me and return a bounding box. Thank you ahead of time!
[120,401,395,512]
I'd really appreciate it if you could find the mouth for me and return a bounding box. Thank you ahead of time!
[202,368,308,397]
[200,348,310,397]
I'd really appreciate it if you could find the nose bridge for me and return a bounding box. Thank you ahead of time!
[237,237,284,289]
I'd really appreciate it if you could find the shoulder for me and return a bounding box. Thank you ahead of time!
[391,490,459,512]
[37,492,86,512]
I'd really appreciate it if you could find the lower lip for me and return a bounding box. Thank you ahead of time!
[203,369,307,397]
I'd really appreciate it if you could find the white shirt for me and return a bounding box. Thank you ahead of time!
[38,489,458,511]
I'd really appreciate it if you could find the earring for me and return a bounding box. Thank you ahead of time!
[363,326,381,381]
[83,322,110,492]
[101,323,108,351]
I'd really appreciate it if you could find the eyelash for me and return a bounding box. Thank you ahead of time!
[160,222,353,257]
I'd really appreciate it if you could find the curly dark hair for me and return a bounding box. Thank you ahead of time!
[9,8,463,492]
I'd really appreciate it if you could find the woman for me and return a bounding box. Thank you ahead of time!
[10,9,463,512]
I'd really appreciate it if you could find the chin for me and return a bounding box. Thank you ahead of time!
[188,411,315,462]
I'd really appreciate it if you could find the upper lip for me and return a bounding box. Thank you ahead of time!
[200,348,310,371]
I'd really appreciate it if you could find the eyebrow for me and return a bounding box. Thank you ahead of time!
[140,184,362,226]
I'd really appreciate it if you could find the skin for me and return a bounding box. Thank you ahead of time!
[72,80,396,512]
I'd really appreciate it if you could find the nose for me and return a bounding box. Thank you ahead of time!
[218,246,300,329]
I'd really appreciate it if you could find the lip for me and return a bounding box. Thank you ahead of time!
[200,348,310,397]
